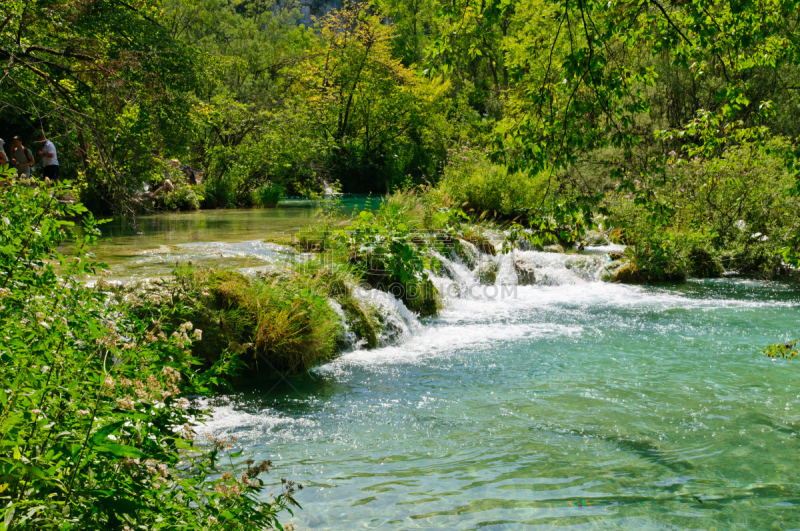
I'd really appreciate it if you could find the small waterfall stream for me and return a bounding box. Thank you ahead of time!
[177,227,800,531]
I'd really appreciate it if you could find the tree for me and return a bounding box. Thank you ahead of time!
[0,0,200,213]
[298,0,452,191]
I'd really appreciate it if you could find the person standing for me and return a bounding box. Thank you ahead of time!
[0,138,8,166]
[35,133,59,181]
[10,136,34,178]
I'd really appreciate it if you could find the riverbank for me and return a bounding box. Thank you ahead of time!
[100,182,799,386]
[0,181,300,529]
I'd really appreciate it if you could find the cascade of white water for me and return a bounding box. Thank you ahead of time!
[512,250,608,285]
[327,299,365,352]
[494,252,518,286]
[430,250,474,299]
[349,287,422,346]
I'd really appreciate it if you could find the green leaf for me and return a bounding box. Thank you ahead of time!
[93,444,147,459]
[91,421,125,445]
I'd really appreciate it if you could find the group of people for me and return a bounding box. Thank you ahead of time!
[0,133,59,181]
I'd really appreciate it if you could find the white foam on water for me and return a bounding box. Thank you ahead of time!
[328,249,799,367]
[135,239,293,263]
[324,322,583,367]
[194,396,316,443]
[582,243,626,254]
[494,253,518,286]
[431,251,475,297]
[350,287,423,345]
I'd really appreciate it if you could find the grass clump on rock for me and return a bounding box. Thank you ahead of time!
[125,263,384,380]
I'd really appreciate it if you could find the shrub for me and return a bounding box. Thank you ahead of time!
[341,209,441,317]
[686,247,724,278]
[155,184,201,211]
[607,197,687,282]
[256,182,285,208]
[0,181,297,529]
[429,145,549,218]
[200,176,237,209]
[613,138,800,279]
[235,187,258,208]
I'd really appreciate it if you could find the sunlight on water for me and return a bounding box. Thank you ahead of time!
[104,209,800,530]
[207,279,800,529]
[80,196,376,279]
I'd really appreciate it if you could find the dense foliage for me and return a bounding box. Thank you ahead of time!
[0,178,300,529]
[4,0,800,521]
[3,0,799,235]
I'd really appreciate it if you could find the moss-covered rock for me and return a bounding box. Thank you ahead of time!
[476,260,499,285]
[514,259,536,285]
[338,296,380,349]
[613,263,645,284]
[403,277,440,317]
[599,260,628,282]
[686,248,724,278]
[359,268,440,318]
[462,233,497,256]
[602,260,686,284]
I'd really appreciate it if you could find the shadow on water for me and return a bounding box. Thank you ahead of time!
[214,370,354,415]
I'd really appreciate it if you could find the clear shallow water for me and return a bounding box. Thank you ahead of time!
[82,196,376,279]
[95,208,800,529]
[202,278,800,530]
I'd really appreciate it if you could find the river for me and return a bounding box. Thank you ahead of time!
[102,203,800,530]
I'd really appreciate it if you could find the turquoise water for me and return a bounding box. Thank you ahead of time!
[202,277,800,530]
[99,208,800,530]
[86,196,375,278]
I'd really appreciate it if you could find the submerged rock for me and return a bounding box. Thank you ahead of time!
[514,259,537,286]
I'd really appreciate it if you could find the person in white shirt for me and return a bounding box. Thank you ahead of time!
[35,132,59,181]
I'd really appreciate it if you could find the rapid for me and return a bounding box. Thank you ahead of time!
[102,207,800,530]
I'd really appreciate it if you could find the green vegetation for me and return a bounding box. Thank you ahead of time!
[256,183,285,208]
[0,180,299,529]
[4,0,800,269]
[5,0,800,524]
[121,263,385,378]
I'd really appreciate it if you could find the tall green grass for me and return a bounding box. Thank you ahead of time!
[256,182,284,208]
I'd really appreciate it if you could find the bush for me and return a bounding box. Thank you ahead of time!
[155,184,201,211]
[340,209,441,317]
[200,176,237,209]
[686,247,724,278]
[256,182,285,208]
[607,197,687,282]
[619,139,799,279]
[429,145,549,218]
[0,181,298,529]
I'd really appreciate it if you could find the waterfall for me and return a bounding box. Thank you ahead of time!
[328,299,365,352]
[350,287,422,346]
